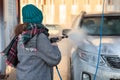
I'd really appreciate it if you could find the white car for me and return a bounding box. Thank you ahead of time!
[70,12,120,80]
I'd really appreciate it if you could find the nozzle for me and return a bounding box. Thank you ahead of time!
[61,35,68,38]
[50,35,68,43]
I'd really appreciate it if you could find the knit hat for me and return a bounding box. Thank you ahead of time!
[22,4,43,23]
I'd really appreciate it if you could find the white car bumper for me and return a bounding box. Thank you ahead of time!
[72,53,120,80]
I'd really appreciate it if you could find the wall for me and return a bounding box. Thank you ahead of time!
[4,0,17,80]
[0,0,6,74]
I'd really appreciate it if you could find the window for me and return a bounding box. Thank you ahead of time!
[81,16,120,35]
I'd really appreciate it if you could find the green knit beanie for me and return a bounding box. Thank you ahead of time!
[22,4,43,23]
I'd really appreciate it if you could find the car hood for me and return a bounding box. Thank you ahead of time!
[79,36,120,56]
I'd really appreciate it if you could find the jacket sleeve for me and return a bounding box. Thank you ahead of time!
[36,33,61,67]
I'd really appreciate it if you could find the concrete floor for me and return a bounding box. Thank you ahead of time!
[6,39,73,80]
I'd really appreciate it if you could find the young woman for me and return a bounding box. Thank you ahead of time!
[4,4,61,80]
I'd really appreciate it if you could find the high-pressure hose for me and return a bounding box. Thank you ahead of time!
[56,66,62,80]
[93,0,105,80]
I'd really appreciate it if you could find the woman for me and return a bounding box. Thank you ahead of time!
[4,4,61,80]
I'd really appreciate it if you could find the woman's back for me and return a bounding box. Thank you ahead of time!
[17,33,61,80]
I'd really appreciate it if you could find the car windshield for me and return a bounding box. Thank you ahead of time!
[81,16,120,36]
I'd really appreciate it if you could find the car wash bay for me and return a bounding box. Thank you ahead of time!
[1,0,71,80]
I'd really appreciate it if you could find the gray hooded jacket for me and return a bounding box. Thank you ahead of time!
[16,33,61,80]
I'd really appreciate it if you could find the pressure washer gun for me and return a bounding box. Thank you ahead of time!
[50,35,68,43]
[50,29,70,43]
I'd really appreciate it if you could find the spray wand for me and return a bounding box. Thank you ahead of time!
[50,28,70,43]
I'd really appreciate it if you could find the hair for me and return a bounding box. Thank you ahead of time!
[14,23,28,36]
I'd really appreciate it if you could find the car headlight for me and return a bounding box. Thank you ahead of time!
[78,48,105,66]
